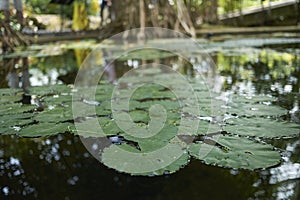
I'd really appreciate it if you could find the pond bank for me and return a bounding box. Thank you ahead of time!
[196,25,300,38]
[23,25,300,44]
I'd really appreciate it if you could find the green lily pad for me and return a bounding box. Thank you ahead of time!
[0,88,22,96]
[0,113,34,135]
[118,124,179,152]
[28,85,72,96]
[0,95,23,104]
[102,143,189,176]
[226,103,288,117]
[43,94,72,105]
[33,107,73,123]
[17,122,74,137]
[0,103,36,115]
[224,117,300,138]
[0,74,298,176]
[188,135,281,170]
[231,94,277,103]
[73,117,106,137]
[117,49,175,61]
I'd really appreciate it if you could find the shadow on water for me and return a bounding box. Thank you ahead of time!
[0,38,299,199]
[1,133,299,199]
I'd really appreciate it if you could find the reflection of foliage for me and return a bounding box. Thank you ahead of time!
[218,0,282,15]
[29,50,78,75]
[0,37,300,199]
[24,0,52,14]
[74,49,90,66]
[217,48,299,94]
[24,0,73,19]
[0,19,28,52]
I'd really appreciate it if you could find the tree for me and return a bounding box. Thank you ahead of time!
[0,0,27,53]
[107,0,197,37]
[175,0,196,37]
[202,0,218,24]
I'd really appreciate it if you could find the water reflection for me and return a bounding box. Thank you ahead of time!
[0,40,299,199]
[0,132,298,199]
[0,57,30,90]
[215,48,300,199]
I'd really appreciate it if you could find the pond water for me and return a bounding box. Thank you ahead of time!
[0,36,300,199]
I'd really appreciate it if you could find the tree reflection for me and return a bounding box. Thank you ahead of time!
[0,42,299,200]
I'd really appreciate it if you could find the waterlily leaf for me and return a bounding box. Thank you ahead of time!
[188,135,281,170]
[226,103,287,117]
[95,106,113,116]
[134,67,165,75]
[101,120,123,135]
[129,110,150,123]
[96,108,113,116]
[73,117,106,137]
[117,49,175,61]
[0,113,34,135]
[149,100,181,111]
[0,88,22,95]
[17,122,74,137]
[230,94,277,104]
[224,117,300,138]
[195,91,215,100]
[0,75,298,175]
[0,95,23,104]
[33,107,73,123]
[42,94,72,105]
[116,77,153,87]
[178,118,222,136]
[101,143,189,176]
[72,101,97,118]
[94,94,113,103]
[0,113,33,126]
[118,124,178,152]
[0,103,36,115]
[28,85,72,96]
[72,117,115,136]
[130,89,175,101]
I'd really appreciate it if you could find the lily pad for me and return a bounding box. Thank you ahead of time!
[118,124,179,152]
[28,85,72,96]
[17,122,74,137]
[0,75,299,176]
[33,107,73,123]
[0,103,36,115]
[117,49,175,61]
[0,113,34,135]
[73,117,107,137]
[102,143,189,176]
[224,117,300,138]
[226,102,288,117]
[188,135,281,170]
[0,88,22,96]
[0,95,23,104]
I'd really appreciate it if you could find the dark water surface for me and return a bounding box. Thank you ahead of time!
[0,37,299,199]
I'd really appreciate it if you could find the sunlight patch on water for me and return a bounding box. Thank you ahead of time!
[269,163,300,184]
[29,68,62,86]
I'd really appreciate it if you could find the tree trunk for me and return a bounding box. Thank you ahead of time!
[0,0,27,53]
[150,1,159,27]
[202,0,218,24]
[137,0,146,43]
[175,0,196,37]
[0,0,10,22]
[13,0,24,26]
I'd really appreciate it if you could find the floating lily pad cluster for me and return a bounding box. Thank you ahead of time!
[0,69,299,176]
